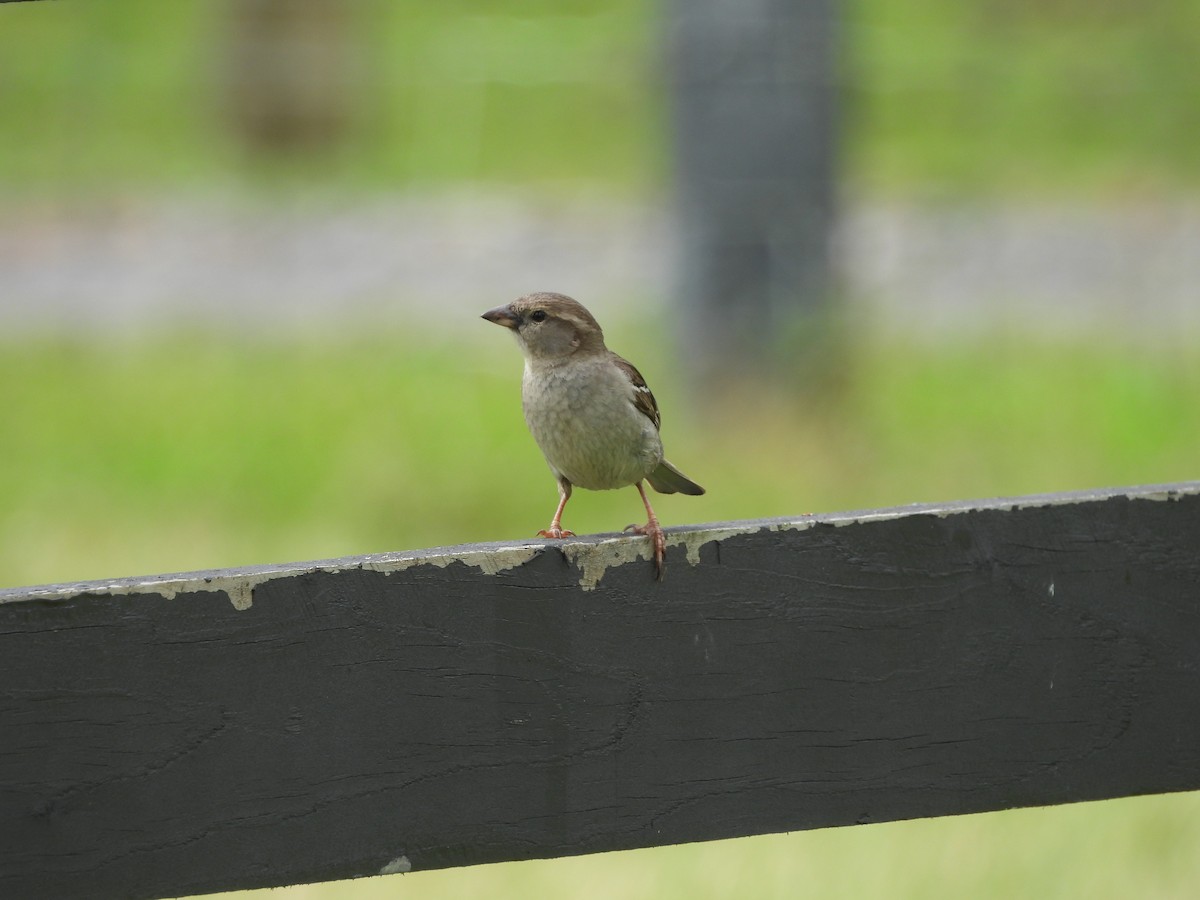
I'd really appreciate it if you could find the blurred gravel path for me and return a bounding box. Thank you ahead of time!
[2,193,1197,336]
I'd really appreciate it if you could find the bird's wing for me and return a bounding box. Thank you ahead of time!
[610,353,661,431]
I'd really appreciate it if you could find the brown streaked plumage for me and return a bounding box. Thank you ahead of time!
[482,292,704,578]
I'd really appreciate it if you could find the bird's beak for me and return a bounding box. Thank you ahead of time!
[481,305,519,329]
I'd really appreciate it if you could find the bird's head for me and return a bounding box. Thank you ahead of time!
[482,292,606,361]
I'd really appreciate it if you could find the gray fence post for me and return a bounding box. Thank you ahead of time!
[667,0,839,383]
[220,0,355,155]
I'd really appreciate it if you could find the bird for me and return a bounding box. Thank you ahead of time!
[482,292,704,579]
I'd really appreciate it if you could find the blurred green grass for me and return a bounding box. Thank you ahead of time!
[218,791,1200,900]
[845,0,1200,197]
[3,329,1199,899]
[1,0,1198,197]
[4,3,1200,893]
[4,328,1199,588]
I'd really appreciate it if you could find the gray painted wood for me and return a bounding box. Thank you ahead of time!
[3,482,1199,899]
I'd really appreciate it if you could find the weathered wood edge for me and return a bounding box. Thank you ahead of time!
[4,479,1200,899]
[3,481,1196,606]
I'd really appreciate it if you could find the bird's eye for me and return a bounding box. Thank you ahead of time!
[529,310,548,323]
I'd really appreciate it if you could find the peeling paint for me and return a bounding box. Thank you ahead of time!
[2,481,1196,606]
[1137,490,1178,502]
[224,582,255,610]
[562,536,651,591]
[1,546,542,608]
[17,574,274,611]
[379,855,412,875]
[361,546,541,577]
[675,523,769,567]
[560,521,805,591]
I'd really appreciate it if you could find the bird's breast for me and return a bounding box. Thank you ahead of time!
[522,361,663,491]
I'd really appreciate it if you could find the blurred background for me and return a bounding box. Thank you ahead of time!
[2,0,1199,897]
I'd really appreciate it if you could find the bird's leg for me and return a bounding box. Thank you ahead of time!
[625,480,666,580]
[538,478,575,539]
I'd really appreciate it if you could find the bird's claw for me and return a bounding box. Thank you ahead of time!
[625,521,666,580]
[538,527,575,539]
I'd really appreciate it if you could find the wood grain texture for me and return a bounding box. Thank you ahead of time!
[2,483,1199,899]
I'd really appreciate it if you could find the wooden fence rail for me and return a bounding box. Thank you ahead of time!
[2,482,1199,899]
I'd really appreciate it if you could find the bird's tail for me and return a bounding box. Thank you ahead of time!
[646,459,705,496]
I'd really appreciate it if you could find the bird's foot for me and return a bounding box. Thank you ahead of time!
[624,521,666,580]
[538,526,575,539]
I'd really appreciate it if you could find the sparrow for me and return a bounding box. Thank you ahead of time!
[482,292,704,579]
